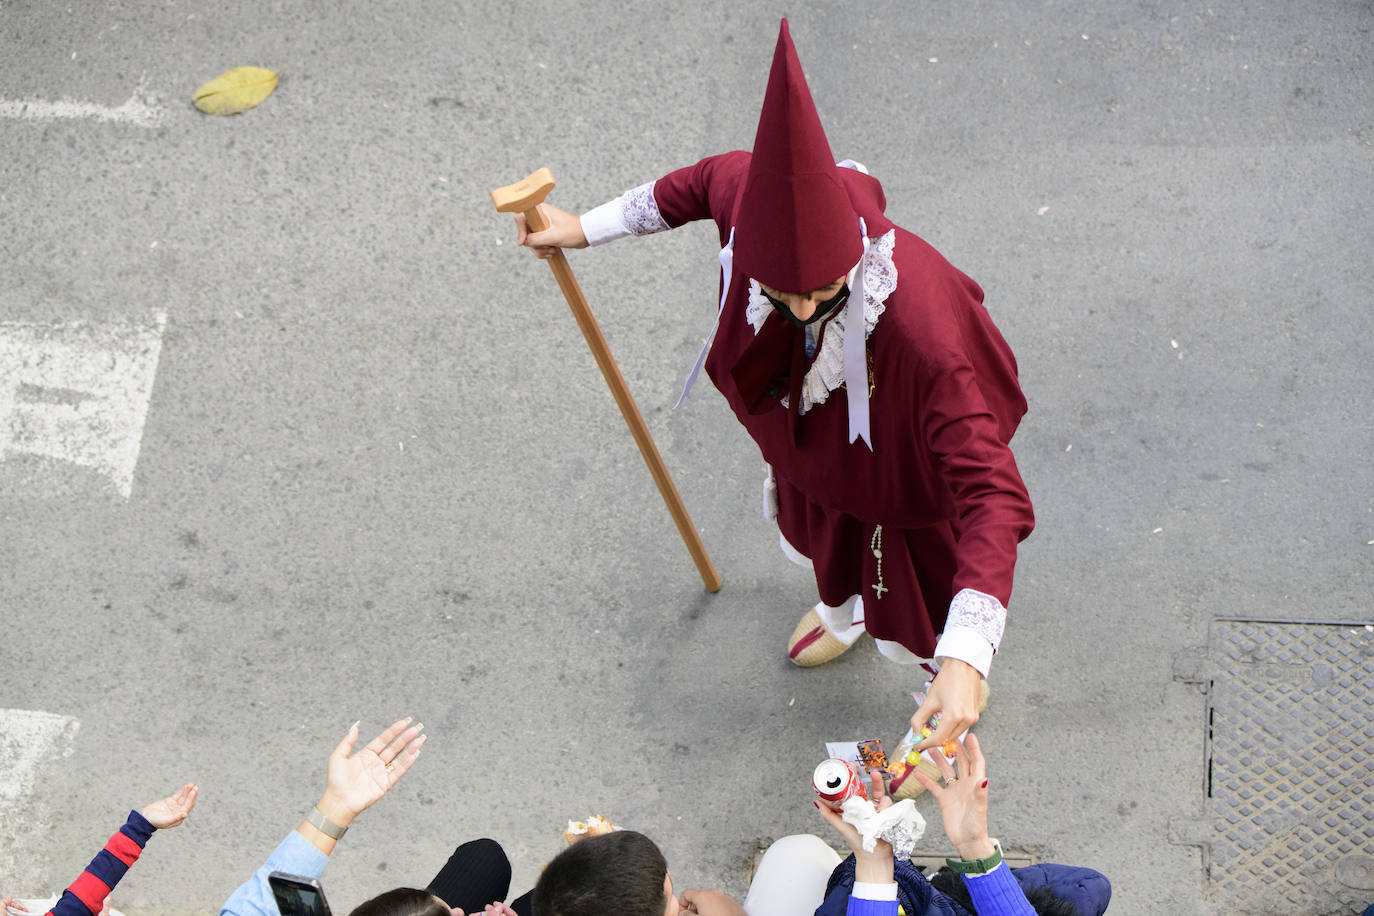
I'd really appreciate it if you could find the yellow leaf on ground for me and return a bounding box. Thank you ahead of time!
[193,66,278,116]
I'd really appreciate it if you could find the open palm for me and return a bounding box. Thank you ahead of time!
[322,718,426,819]
[139,783,199,829]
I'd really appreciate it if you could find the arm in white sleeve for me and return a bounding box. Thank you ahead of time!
[933,588,1007,678]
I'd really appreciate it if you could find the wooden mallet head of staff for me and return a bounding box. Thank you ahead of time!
[492,168,722,593]
[491,166,558,233]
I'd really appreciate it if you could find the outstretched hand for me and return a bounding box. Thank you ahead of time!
[514,203,587,259]
[910,659,983,752]
[911,733,994,860]
[316,718,426,825]
[140,782,199,829]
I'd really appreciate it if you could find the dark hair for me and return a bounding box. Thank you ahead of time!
[929,871,1080,916]
[532,830,669,916]
[348,887,451,916]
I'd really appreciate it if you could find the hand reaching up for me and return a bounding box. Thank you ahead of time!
[912,732,995,860]
[813,768,896,885]
[139,783,199,829]
[316,718,426,825]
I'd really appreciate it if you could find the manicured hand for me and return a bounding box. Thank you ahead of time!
[316,718,426,825]
[911,733,994,860]
[910,659,982,751]
[140,783,199,829]
[677,888,747,915]
[515,203,588,259]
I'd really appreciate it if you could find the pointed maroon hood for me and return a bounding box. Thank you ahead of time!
[732,18,863,294]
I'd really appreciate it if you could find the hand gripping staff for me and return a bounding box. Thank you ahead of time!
[492,168,722,593]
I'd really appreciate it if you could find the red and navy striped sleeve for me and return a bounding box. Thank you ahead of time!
[45,811,155,916]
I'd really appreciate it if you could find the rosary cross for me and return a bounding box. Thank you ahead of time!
[870,524,887,599]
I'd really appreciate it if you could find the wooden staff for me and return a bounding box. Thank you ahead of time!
[492,168,722,593]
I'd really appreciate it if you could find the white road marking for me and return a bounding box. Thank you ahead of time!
[0,709,81,885]
[0,83,164,128]
[0,312,167,498]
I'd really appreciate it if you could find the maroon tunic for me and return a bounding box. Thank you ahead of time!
[653,152,1035,656]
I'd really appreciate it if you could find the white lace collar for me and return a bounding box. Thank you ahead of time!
[743,229,897,414]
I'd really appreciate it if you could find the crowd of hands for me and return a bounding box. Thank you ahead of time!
[4,716,1003,916]
[685,732,998,915]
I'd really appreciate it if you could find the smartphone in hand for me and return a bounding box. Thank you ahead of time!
[268,872,332,916]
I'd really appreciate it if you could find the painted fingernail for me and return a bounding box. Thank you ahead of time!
[980,779,988,788]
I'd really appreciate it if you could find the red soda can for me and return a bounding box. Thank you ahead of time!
[812,758,869,811]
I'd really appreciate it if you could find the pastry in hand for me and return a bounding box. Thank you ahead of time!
[562,814,615,845]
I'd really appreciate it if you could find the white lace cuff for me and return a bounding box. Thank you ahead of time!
[581,181,670,246]
[933,588,1007,678]
[621,181,668,235]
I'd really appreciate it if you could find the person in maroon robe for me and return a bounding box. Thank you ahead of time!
[514,19,1034,756]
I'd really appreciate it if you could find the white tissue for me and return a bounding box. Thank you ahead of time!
[839,797,926,859]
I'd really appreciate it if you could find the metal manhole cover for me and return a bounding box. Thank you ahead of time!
[1173,618,1373,915]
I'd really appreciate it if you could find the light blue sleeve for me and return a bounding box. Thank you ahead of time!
[220,831,331,916]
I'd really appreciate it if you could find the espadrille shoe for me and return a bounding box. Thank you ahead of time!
[788,607,858,667]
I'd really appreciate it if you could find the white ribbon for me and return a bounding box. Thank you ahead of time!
[675,227,735,409]
[844,218,873,448]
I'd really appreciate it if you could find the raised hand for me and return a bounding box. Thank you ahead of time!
[139,783,199,829]
[317,718,426,825]
[911,733,994,860]
[812,768,895,885]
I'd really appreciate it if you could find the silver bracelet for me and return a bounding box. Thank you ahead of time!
[307,806,348,840]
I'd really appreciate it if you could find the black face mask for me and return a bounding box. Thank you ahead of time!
[761,283,850,328]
